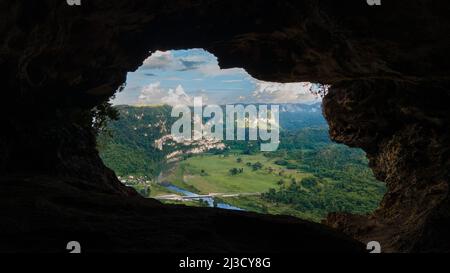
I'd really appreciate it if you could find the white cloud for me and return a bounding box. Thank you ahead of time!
[137,82,192,106]
[197,63,246,77]
[137,82,208,106]
[161,85,193,106]
[141,51,178,70]
[140,50,247,78]
[137,82,163,104]
[251,80,321,104]
[115,49,329,106]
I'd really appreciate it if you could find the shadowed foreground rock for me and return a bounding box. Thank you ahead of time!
[0,176,363,253]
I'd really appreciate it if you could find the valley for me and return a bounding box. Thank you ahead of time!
[98,104,386,222]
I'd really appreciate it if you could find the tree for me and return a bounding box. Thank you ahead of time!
[302,177,319,188]
[275,159,288,166]
[229,168,239,175]
[252,162,263,171]
[293,150,303,161]
[91,101,119,136]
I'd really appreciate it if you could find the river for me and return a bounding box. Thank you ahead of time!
[164,185,244,211]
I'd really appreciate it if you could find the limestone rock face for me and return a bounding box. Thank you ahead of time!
[0,0,449,252]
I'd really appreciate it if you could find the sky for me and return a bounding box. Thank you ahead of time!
[112,49,323,106]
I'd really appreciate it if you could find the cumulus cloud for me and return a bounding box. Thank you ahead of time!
[162,85,193,106]
[138,82,192,106]
[137,82,208,106]
[113,49,329,106]
[141,50,209,72]
[251,80,322,104]
[141,51,177,70]
[140,50,247,78]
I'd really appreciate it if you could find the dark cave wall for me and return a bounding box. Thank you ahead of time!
[1,0,450,252]
[323,80,450,252]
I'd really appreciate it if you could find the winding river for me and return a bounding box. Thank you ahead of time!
[164,185,244,211]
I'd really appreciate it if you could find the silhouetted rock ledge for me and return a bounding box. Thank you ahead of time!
[0,176,363,253]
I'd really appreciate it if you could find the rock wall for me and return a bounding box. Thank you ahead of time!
[323,80,450,252]
[1,0,449,251]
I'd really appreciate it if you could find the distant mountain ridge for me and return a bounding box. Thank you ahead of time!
[278,103,327,131]
[278,102,322,113]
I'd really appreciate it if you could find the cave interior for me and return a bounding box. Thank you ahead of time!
[0,0,449,253]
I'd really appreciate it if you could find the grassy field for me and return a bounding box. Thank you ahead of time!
[153,152,384,223]
[158,153,326,222]
[148,183,176,196]
[165,153,313,194]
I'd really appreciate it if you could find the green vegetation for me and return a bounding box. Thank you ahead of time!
[168,153,311,194]
[166,148,385,222]
[97,105,175,178]
[215,196,320,222]
[98,104,386,223]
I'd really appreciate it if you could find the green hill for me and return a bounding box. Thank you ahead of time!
[98,104,386,222]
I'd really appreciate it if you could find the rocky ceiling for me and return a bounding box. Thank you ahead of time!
[0,0,449,252]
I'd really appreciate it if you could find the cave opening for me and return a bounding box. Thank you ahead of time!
[1,0,449,254]
[97,48,386,223]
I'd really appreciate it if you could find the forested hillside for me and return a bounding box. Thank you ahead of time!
[97,105,174,178]
[98,104,386,222]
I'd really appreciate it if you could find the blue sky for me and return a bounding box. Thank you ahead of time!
[112,49,322,106]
